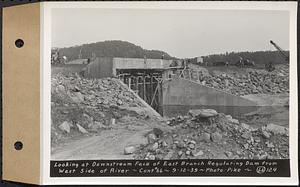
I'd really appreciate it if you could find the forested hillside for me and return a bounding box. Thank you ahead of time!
[56,40,289,66]
[190,51,289,66]
[58,40,175,61]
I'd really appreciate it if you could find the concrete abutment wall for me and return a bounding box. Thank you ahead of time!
[162,77,257,107]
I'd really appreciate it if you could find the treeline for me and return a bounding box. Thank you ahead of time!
[189,51,289,66]
[57,40,174,61]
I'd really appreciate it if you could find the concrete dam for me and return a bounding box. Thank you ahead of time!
[54,57,257,117]
[162,77,257,117]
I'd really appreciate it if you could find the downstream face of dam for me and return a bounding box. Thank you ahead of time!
[51,61,288,128]
[161,77,258,119]
[116,70,259,120]
[57,57,261,120]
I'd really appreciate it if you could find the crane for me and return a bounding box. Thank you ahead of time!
[265,40,289,72]
[270,40,289,61]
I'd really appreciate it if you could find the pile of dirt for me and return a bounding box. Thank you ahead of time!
[196,65,289,96]
[134,109,289,160]
[51,72,152,146]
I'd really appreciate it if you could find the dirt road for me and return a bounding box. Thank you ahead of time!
[51,119,172,160]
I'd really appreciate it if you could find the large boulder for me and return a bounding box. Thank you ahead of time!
[90,121,109,131]
[56,85,65,93]
[262,130,271,139]
[211,132,222,142]
[76,124,88,134]
[59,121,71,133]
[265,123,288,135]
[189,109,218,118]
[147,133,157,144]
[202,133,211,142]
[124,146,136,155]
[70,92,84,103]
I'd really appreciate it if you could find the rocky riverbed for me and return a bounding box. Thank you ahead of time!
[51,70,289,160]
[51,72,160,147]
[133,109,289,160]
[192,64,289,96]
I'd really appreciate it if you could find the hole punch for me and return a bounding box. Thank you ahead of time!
[15,39,24,48]
[14,141,23,150]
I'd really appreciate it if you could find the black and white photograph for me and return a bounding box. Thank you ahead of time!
[1,1,297,185]
[43,1,298,184]
[50,5,292,162]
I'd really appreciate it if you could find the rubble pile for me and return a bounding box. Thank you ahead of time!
[52,72,144,108]
[197,65,289,96]
[51,72,146,145]
[134,109,289,160]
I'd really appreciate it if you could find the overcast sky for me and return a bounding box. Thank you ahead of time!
[52,8,289,58]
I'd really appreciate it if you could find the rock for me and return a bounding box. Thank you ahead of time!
[254,137,261,143]
[74,86,80,92]
[192,150,204,157]
[71,92,84,103]
[225,115,233,121]
[259,153,268,159]
[188,143,195,149]
[93,121,109,130]
[225,151,233,158]
[178,150,183,156]
[145,152,151,159]
[163,136,174,147]
[241,123,250,130]
[229,118,239,124]
[190,140,196,145]
[150,142,159,151]
[243,143,249,149]
[162,141,168,147]
[189,109,218,118]
[117,99,123,105]
[124,146,136,155]
[176,141,185,149]
[186,150,191,155]
[177,115,184,121]
[265,123,287,135]
[155,149,161,154]
[211,132,222,142]
[155,154,164,160]
[76,124,88,134]
[59,121,71,133]
[57,85,65,93]
[98,111,106,118]
[148,155,156,160]
[164,150,174,159]
[110,118,116,126]
[153,128,164,138]
[147,133,156,144]
[202,133,211,142]
[262,130,271,139]
[83,113,93,122]
[266,141,275,148]
[241,132,252,139]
